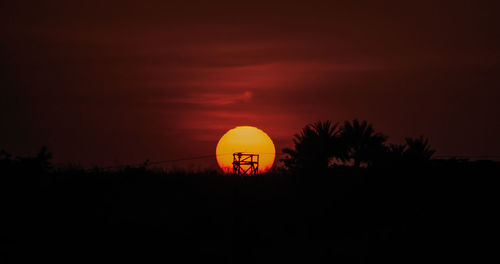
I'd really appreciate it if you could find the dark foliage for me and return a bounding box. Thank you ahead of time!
[404,136,436,161]
[339,119,388,167]
[282,121,341,171]
[1,147,496,263]
[283,120,437,170]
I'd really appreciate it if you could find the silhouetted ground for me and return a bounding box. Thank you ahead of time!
[1,159,497,263]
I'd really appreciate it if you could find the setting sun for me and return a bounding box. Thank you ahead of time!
[216,126,275,173]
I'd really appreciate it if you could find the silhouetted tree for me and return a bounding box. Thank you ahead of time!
[282,121,341,171]
[404,136,435,162]
[374,143,407,167]
[388,144,406,157]
[339,119,387,167]
[17,146,53,173]
[0,149,13,169]
[0,149,11,159]
[0,149,12,161]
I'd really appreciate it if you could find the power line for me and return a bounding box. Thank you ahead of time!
[434,155,500,159]
[148,154,222,165]
[101,153,224,169]
[71,153,500,170]
[100,152,288,169]
[148,152,287,165]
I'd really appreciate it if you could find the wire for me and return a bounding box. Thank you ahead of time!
[100,152,288,169]
[149,153,226,165]
[434,155,500,159]
[75,153,500,170]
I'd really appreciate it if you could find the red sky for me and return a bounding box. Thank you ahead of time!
[1,1,499,169]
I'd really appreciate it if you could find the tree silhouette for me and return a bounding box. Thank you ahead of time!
[0,149,13,169]
[282,121,341,171]
[388,144,406,156]
[339,119,387,167]
[373,143,407,167]
[404,136,435,162]
[16,146,53,173]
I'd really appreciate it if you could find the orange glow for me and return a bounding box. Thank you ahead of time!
[216,126,275,173]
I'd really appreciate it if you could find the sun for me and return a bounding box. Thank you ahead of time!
[216,126,276,173]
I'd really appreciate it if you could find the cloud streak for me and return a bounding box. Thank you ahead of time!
[161,91,253,106]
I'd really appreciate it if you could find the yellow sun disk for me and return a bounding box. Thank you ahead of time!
[216,126,276,173]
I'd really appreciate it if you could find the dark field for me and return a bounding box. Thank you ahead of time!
[2,159,497,263]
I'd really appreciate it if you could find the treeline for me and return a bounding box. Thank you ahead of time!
[282,119,436,170]
[0,119,489,175]
[1,121,498,263]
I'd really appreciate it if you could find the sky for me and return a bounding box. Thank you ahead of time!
[1,1,499,169]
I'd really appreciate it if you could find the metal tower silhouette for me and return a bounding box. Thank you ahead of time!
[232,152,259,175]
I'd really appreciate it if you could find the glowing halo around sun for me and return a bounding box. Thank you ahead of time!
[216,126,276,173]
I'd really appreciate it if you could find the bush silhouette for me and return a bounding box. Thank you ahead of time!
[18,146,53,173]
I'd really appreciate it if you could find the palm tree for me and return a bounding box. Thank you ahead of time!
[379,143,407,167]
[404,136,435,161]
[282,120,341,170]
[339,119,387,167]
